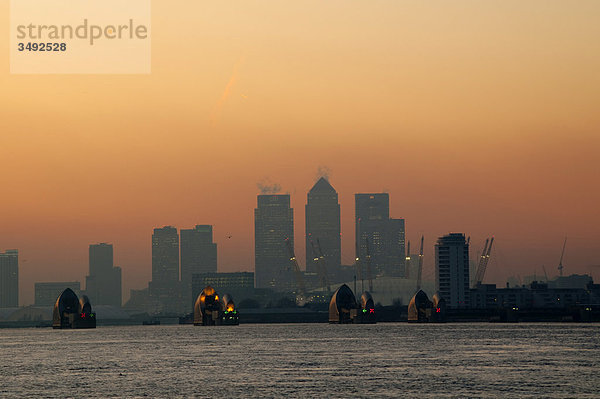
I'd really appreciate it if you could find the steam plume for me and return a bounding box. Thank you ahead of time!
[257,178,282,194]
[315,165,331,181]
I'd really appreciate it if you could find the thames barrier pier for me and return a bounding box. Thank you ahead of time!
[328,284,376,324]
[52,288,96,329]
[193,286,239,326]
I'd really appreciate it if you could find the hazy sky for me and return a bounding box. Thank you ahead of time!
[1,1,599,305]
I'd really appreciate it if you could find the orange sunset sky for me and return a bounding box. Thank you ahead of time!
[1,1,599,305]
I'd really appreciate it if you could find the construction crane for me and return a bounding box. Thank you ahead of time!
[405,241,411,279]
[284,238,306,299]
[365,238,374,292]
[542,265,549,282]
[558,236,567,277]
[416,235,424,291]
[473,238,489,287]
[483,237,494,281]
[474,237,494,286]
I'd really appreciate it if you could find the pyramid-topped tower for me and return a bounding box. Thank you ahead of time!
[306,177,341,277]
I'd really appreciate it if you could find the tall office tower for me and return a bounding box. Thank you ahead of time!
[180,225,217,305]
[0,250,18,308]
[355,193,390,223]
[435,233,470,309]
[355,194,406,277]
[150,226,181,313]
[85,243,122,306]
[383,218,406,275]
[254,194,294,290]
[305,177,341,276]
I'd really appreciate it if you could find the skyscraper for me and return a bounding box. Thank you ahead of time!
[89,243,113,276]
[85,243,122,306]
[305,177,341,277]
[435,233,470,309]
[382,218,406,274]
[355,193,390,223]
[181,225,217,304]
[150,226,181,313]
[152,226,180,284]
[254,194,294,290]
[355,194,406,277]
[0,250,18,308]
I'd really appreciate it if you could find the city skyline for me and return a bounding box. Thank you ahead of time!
[2,2,599,398]
[4,174,596,306]
[2,2,599,305]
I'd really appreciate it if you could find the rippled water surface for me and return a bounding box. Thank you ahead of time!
[1,323,599,398]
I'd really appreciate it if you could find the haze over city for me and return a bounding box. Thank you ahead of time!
[1,1,599,305]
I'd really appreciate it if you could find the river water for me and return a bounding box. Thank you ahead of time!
[1,323,598,398]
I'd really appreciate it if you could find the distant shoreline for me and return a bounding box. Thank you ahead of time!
[2,306,599,328]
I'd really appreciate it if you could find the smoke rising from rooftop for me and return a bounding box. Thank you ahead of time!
[315,165,331,182]
[257,178,282,194]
